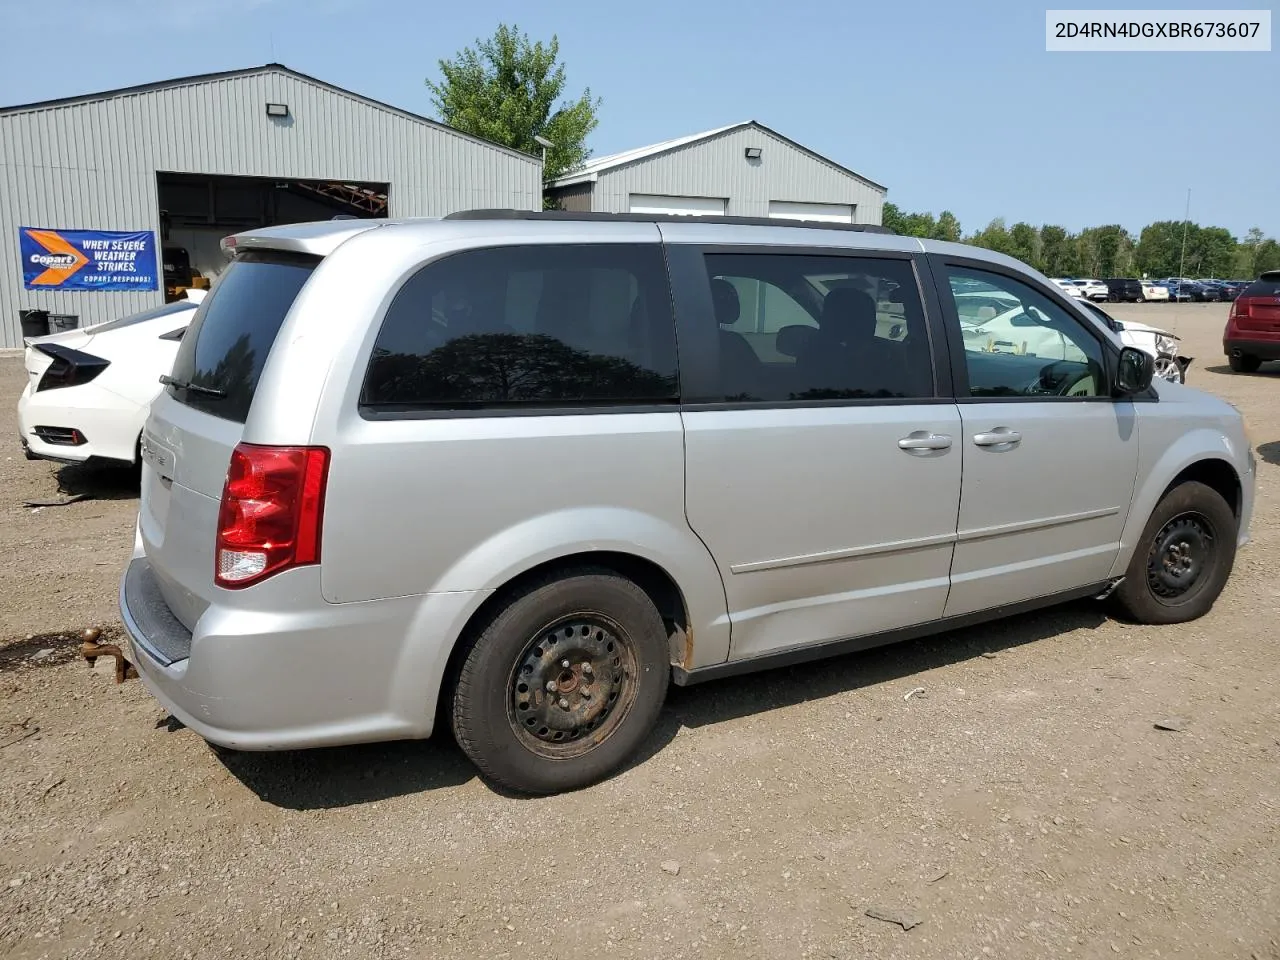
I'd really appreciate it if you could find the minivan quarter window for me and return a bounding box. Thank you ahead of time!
[702,253,934,403]
[945,265,1107,399]
[361,243,679,412]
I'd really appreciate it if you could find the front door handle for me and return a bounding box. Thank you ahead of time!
[898,432,953,451]
[973,429,1022,448]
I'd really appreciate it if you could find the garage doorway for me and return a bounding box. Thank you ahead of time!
[628,194,727,217]
[156,172,389,301]
[767,200,855,224]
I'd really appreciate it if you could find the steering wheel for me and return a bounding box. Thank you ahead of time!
[1031,360,1095,397]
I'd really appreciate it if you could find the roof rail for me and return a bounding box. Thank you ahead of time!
[444,208,896,235]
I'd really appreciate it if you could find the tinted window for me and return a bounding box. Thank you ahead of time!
[362,244,678,410]
[167,252,318,423]
[703,253,933,402]
[1243,274,1280,297]
[85,300,194,335]
[947,267,1107,398]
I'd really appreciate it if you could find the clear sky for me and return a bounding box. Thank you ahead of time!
[1,0,1275,237]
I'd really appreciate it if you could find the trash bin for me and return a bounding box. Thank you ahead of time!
[19,309,49,339]
[49,314,79,332]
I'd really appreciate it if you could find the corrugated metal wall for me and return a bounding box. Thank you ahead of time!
[0,69,542,346]
[590,126,884,224]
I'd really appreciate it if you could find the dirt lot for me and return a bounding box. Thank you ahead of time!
[1,301,1277,960]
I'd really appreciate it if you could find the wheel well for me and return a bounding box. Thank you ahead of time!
[438,552,691,715]
[1163,459,1240,518]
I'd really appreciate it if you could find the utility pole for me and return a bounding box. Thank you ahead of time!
[1177,188,1191,279]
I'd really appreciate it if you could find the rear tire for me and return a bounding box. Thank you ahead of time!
[1228,354,1262,373]
[451,568,669,794]
[1111,481,1236,625]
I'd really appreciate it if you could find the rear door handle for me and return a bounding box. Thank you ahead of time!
[973,429,1022,447]
[898,432,953,451]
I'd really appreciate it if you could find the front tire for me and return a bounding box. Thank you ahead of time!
[1228,354,1262,373]
[451,569,670,794]
[1112,481,1236,625]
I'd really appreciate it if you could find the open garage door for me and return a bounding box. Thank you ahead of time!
[156,172,388,300]
[628,194,727,217]
[768,200,855,223]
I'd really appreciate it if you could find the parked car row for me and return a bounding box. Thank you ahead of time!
[1050,276,1251,303]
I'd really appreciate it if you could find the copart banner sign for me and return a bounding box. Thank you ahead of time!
[19,227,159,291]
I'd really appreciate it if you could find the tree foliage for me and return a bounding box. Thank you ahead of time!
[426,24,600,181]
[885,202,1276,278]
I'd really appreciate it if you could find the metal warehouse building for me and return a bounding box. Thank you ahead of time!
[0,64,542,348]
[546,121,886,225]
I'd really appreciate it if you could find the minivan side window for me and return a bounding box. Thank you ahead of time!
[702,253,933,403]
[362,244,679,411]
[946,267,1107,399]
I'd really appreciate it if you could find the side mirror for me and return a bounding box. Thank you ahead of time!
[1115,346,1154,395]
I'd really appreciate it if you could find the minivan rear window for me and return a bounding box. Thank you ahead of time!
[167,251,318,423]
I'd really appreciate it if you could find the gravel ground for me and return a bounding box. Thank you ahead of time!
[1,302,1277,960]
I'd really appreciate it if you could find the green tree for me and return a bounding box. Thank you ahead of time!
[969,218,1014,256]
[934,210,962,242]
[426,24,600,182]
[1254,239,1280,275]
[1135,221,1186,278]
[1039,225,1073,276]
[1007,222,1042,270]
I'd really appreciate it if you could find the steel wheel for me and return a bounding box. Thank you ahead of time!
[507,615,639,759]
[1145,511,1215,604]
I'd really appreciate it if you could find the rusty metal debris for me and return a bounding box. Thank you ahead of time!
[23,493,89,509]
[0,727,39,750]
[865,906,923,931]
[80,627,136,683]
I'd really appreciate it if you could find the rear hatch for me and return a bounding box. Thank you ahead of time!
[1232,273,1280,333]
[139,251,320,629]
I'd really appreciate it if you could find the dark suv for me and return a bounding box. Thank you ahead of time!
[1224,271,1280,372]
[1104,278,1143,303]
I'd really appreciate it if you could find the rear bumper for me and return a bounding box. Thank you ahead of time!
[119,552,484,751]
[1224,338,1280,361]
[17,381,141,465]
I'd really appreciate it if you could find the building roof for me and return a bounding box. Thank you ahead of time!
[548,120,886,192]
[0,63,540,166]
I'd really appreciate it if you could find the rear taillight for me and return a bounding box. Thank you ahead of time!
[215,443,330,589]
[1230,298,1252,322]
[34,344,109,391]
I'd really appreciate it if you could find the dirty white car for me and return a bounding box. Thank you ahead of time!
[1077,299,1191,383]
[18,292,205,466]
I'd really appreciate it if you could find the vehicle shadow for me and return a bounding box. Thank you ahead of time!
[1202,363,1280,377]
[215,600,1108,809]
[1256,440,1280,466]
[48,461,141,502]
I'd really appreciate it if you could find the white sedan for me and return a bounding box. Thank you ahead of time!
[1140,281,1170,302]
[18,292,204,466]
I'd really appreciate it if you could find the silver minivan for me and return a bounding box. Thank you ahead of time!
[121,211,1256,794]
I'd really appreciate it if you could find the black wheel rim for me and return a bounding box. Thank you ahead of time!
[507,614,638,759]
[1145,511,1215,603]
